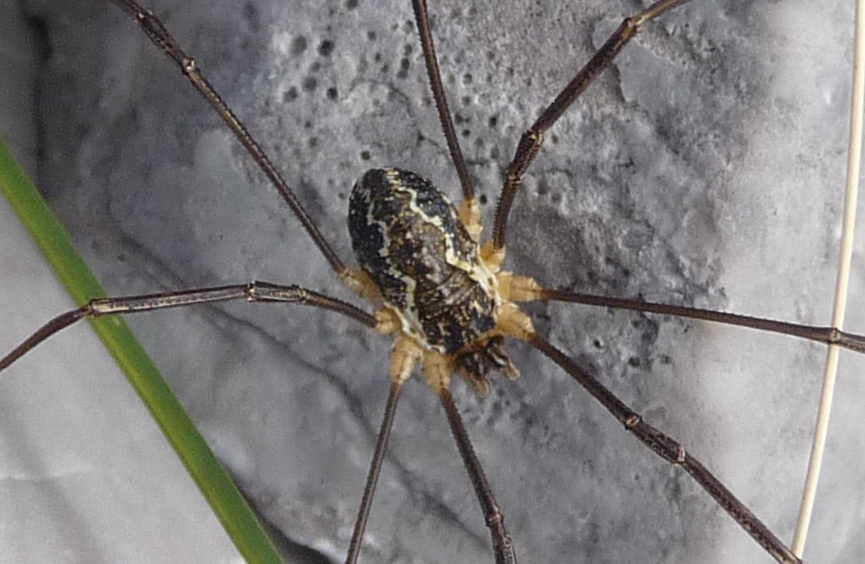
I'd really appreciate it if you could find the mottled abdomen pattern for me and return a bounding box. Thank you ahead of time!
[348,168,496,354]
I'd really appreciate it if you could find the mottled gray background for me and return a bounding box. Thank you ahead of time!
[2,0,865,563]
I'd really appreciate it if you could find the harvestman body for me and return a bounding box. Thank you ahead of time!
[2,0,865,562]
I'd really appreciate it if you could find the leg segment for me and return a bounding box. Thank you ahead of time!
[346,381,405,564]
[537,286,865,354]
[492,0,694,251]
[529,333,800,564]
[108,0,347,276]
[438,387,517,564]
[410,0,475,203]
[0,281,375,373]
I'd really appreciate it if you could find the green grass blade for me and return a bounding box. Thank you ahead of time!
[0,136,283,564]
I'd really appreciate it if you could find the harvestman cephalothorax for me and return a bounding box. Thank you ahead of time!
[2,0,865,562]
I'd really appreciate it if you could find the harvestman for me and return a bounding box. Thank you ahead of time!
[2,0,864,562]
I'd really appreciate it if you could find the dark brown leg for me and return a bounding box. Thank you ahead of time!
[529,333,801,564]
[0,281,375,373]
[108,0,347,275]
[438,387,517,564]
[538,287,865,354]
[492,0,694,250]
[410,0,475,202]
[346,381,404,564]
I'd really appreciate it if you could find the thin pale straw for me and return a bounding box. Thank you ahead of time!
[792,0,865,556]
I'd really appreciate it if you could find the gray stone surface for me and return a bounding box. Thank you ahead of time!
[2,0,865,562]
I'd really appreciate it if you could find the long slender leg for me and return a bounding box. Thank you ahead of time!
[528,333,800,564]
[492,0,694,251]
[346,381,404,564]
[410,0,474,203]
[0,282,376,372]
[107,0,346,276]
[537,287,865,354]
[438,388,517,564]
